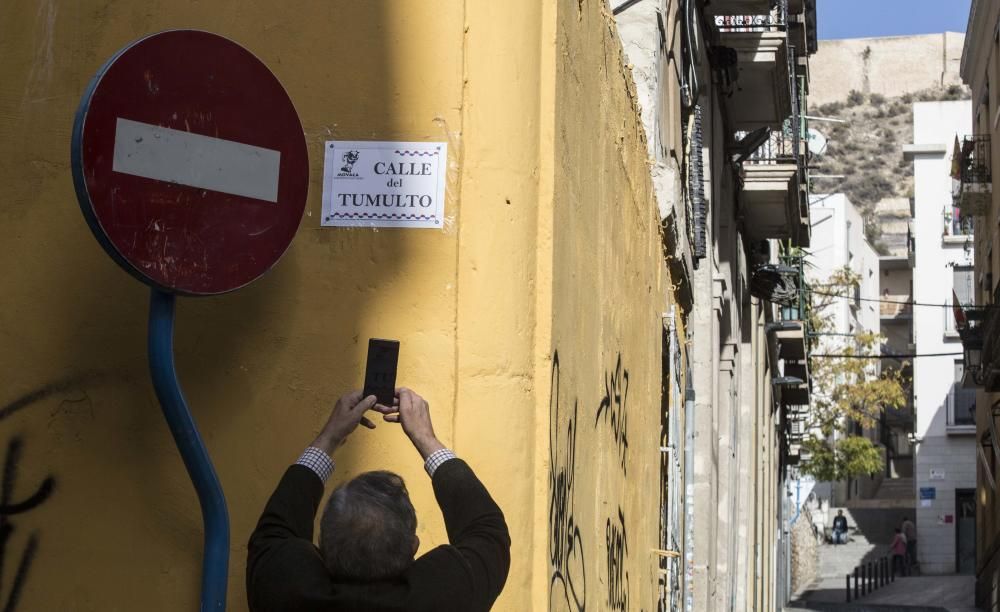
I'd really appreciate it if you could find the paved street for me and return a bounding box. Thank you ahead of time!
[793,573,978,612]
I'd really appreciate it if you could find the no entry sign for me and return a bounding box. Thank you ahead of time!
[71,30,309,295]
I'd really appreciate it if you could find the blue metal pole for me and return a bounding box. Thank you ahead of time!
[148,289,229,611]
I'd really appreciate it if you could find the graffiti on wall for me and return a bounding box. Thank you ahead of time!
[548,352,587,612]
[594,354,629,475]
[0,378,89,610]
[605,506,629,611]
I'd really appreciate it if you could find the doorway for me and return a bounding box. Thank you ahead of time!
[956,489,976,575]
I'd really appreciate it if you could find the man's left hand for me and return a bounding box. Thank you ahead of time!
[311,391,381,455]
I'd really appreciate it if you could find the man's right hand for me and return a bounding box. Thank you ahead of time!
[381,388,445,459]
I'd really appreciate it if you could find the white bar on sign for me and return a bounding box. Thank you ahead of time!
[112,118,281,203]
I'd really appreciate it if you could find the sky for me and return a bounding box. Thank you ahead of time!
[818,0,972,40]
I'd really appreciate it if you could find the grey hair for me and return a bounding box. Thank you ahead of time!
[319,470,417,580]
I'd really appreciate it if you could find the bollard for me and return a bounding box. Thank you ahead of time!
[854,566,860,599]
[846,573,852,602]
[878,558,883,588]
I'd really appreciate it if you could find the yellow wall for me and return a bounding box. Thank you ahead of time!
[546,2,683,611]
[0,1,683,610]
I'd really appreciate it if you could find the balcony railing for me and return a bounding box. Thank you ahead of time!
[961,286,993,389]
[714,12,785,32]
[777,255,809,327]
[737,126,799,165]
[953,135,992,216]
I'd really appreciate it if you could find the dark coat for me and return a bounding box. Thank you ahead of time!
[247,459,510,612]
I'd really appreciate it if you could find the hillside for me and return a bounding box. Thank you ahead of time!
[809,84,970,253]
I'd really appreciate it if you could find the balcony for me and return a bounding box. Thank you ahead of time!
[757,255,812,412]
[958,290,991,389]
[880,294,913,320]
[739,127,811,246]
[953,135,992,216]
[712,1,793,130]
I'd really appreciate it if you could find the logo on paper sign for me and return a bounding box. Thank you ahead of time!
[338,150,361,177]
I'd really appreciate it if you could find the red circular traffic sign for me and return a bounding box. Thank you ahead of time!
[71,30,309,295]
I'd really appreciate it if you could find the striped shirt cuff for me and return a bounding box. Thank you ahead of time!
[424,448,457,478]
[296,447,335,483]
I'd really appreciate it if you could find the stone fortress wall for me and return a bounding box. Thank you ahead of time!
[810,32,965,107]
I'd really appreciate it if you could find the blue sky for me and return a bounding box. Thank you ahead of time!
[818,0,971,40]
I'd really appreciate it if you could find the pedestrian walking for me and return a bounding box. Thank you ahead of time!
[901,516,917,573]
[890,527,908,577]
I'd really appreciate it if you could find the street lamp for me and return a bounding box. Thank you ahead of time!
[963,340,985,387]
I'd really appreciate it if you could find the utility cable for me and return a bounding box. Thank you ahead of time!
[810,289,992,309]
[811,352,963,359]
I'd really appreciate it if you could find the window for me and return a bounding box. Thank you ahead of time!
[955,265,975,304]
[944,206,974,237]
[946,266,975,335]
[949,360,976,427]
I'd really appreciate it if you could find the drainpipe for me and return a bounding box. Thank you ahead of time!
[684,377,696,612]
[790,477,802,525]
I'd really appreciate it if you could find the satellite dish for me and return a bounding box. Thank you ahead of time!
[808,128,828,156]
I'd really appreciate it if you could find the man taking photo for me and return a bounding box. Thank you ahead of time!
[247,387,511,611]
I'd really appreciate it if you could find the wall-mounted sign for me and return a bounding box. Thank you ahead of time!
[929,469,946,481]
[322,140,447,229]
[919,487,936,500]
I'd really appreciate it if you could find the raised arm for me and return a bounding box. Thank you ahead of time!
[246,392,380,611]
[382,389,512,609]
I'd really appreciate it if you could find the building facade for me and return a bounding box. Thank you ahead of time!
[617,0,818,608]
[877,197,917,485]
[907,100,978,576]
[804,193,882,505]
[958,1,1000,608]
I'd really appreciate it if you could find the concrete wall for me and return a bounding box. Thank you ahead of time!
[910,100,977,575]
[810,33,966,107]
[791,506,818,596]
[0,1,686,610]
[913,437,977,573]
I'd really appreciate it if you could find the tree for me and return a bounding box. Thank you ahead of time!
[800,266,907,481]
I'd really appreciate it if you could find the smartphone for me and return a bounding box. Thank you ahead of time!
[362,338,400,407]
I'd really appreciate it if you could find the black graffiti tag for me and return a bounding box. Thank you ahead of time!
[594,355,629,475]
[0,380,75,611]
[548,352,587,612]
[605,507,629,612]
